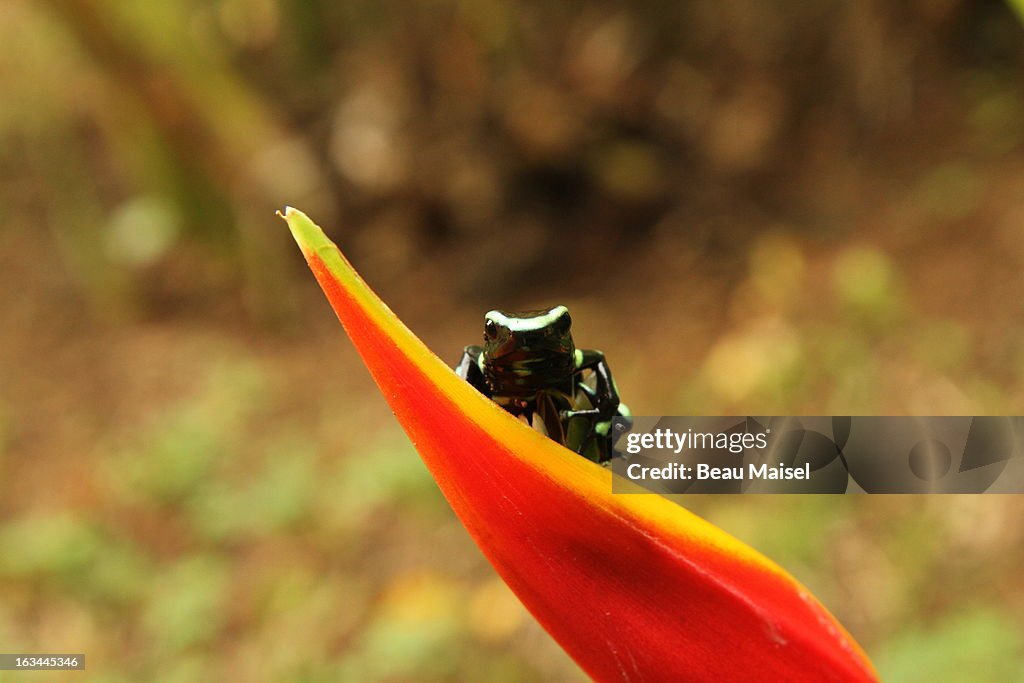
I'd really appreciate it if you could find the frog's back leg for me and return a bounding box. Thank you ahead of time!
[534,392,567,446]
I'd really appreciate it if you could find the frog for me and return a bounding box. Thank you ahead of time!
[455,305,630,463]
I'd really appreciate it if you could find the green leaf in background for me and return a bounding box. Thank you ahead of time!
[187,435,317,541]
[0,515,103,579]
[876,608,1024,682]
[143,555,229,654]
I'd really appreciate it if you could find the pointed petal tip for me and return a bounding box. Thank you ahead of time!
[279,205,337,258]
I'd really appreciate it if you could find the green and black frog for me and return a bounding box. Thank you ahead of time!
[455,305,630,463]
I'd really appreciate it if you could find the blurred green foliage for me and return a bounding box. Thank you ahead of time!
[1,0,1023,681]
[877,609,1024,682]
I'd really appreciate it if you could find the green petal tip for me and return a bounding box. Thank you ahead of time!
[278,206,336,256]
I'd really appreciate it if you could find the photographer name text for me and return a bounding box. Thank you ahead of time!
[625,462,809,482]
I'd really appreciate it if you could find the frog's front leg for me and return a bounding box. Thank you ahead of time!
[455,345,490,397]
[574,349,623,422]
[562,350,629,462]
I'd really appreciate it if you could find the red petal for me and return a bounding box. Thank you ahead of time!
[283,208,878,682]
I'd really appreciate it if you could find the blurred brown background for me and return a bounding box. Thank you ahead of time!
[2,1,1024,681]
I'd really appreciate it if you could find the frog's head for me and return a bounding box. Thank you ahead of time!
[483,305,575,367]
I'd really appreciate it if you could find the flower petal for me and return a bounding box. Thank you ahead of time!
[282,207,878,683]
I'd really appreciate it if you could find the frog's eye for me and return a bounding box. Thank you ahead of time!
[484,319,498,339]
